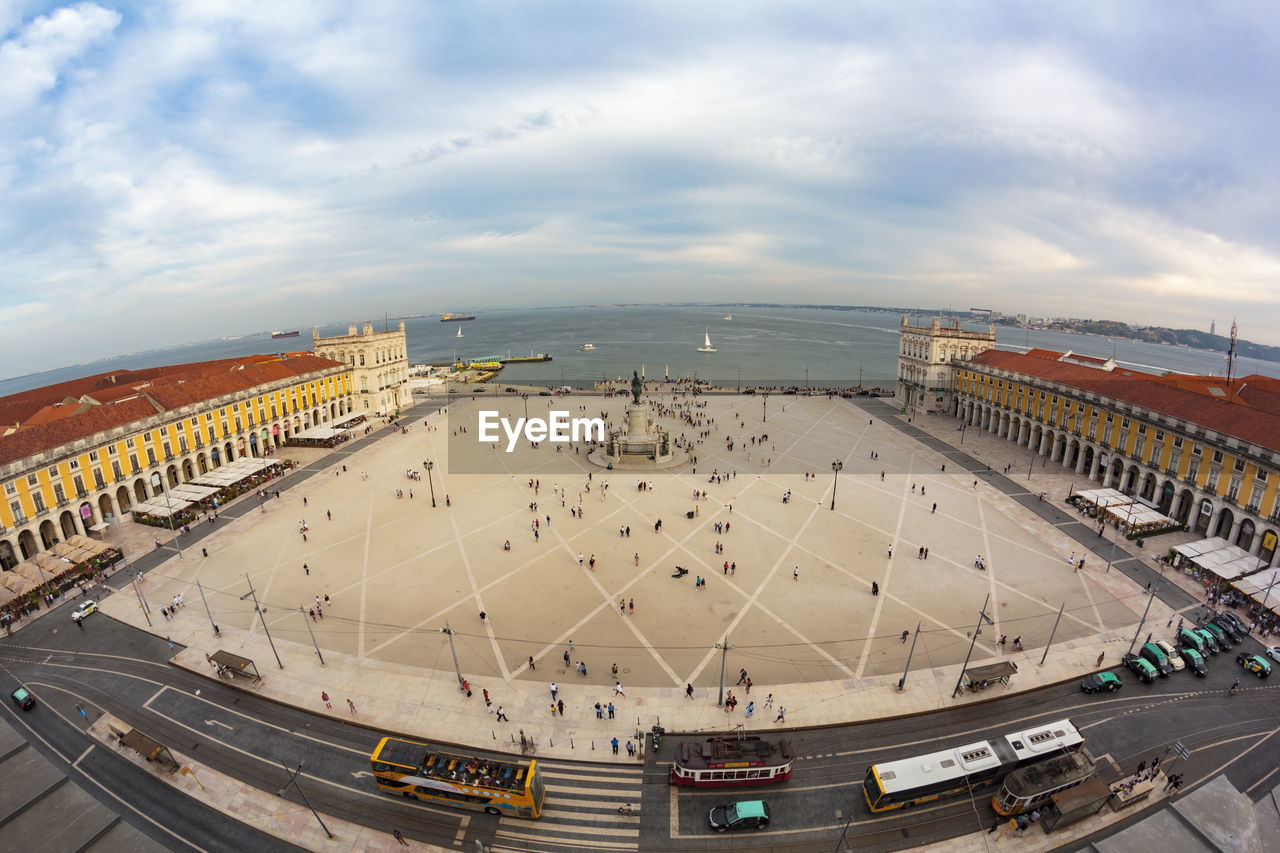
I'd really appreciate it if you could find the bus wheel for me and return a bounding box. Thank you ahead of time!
[485,806,501,816]
[403,792,418,800]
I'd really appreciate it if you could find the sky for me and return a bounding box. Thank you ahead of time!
[2,1,1279,379]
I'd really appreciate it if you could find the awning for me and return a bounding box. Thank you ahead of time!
[209,650,261,682]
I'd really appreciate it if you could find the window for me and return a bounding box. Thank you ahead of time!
[3,482,14,496]
[73,475,85,495]
[1137,424,1146,434]
[26,474,38,487]
[1226,478,1241,503]
[1174,436,1183,448]
[146,447,157,466]
[1257,468,1269,481]
[129,453,140,472]
[112,461,123,480]
[69,458,79,470]
[108,444,118,456]
[32,493,46,513]
[178,436,188,452]
[1234,458,1245,472]
[1186,460,1200,484]
[9,501,23,523]
[1155,430,1164,441]
[1192,443,1202,456]
[53,484,66,504]
[93,470,105,489]
[1134,438,1145,460]
[1212,450,1223,464]
[162,442,172,459]
[1121,417,1130,428]
[47,466,59,479]
[359,354,365,366]
[89,450,99,461]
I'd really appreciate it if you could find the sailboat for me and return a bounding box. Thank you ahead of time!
[456,326,463,338]
[724,313,733,320]
[697,328,717,353]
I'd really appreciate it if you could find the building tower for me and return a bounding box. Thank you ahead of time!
[313,321,411,416]
[896,316,996,414]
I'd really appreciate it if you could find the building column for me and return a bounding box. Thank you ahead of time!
[1075,446,1089,474]
[1228,518,1243,545]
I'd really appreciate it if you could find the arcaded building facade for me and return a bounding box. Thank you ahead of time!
[0,354,351,568]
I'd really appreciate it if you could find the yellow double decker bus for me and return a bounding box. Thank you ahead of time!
[370,737,545,819]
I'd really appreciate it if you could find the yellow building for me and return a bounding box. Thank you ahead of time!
[948,348,1280,566]
[0,353,351,567]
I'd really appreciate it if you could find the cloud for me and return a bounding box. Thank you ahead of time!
[2,2,1280,379]
[0,2,119,118]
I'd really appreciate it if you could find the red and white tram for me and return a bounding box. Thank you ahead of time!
[669,735,794,788]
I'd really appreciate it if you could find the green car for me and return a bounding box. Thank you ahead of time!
[10,687,35,711]
[1237,653,1271,678]
[1180,648,1207,677]
[709,800,771,832]
[1080,672,1122,693]
[1178,629,1208,656]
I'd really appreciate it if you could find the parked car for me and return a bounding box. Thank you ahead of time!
[1080,672,1123,694]
[1122,653,1157,683]
[1267,646,1280,664]
[709,800,771,832]
[1217,612,1248,635]
[1153,640,1185,672]
[71,600,97,622]
[1208,617,1242,644]
[1177,628,1209,656]
[1201,621,1234,649]
[538,391,552,396]
[1192,628,1221,655]
[1139,642,1174,677]
[1180,648,1208,676]
[10,687,35,711]
[505,387,517,393]
[1237,653,1272,678]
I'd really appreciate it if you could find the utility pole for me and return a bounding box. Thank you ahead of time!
[897,622,921,692]
[240,574,283,669]
[1039,602,1065,666]
[442,622,464,689]
[715,635,735,707]
[952,593,995,697]
[278,761,332,838]
[830,460,843,510]
[196,578,219,637]
[299,606,325,666]
[424,460,437,507]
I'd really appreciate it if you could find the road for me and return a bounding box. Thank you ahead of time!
[3,595,1278,852]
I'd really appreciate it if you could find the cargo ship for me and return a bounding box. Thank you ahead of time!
[271,330,301,339]
[440,313,476,322]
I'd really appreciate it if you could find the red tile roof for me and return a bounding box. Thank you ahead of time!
[969,349,1280,454]
[0,354,345,467]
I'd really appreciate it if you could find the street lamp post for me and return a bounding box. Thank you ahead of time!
[150,472,183,559]
[240,574,283,669]
[424,460,437,507]
[830,460,843,510]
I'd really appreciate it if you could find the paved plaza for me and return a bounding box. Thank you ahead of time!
[100,393,1179,708]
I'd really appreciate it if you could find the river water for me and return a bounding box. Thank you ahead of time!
[4,306,1276,397]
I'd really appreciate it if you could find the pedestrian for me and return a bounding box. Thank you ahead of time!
[564,650,571,666]
[871,581,879,596]
[634,553,639,566]
[550,682,558,700]
[686,683,694,699]
[931,503,936,513]
[608,702,615,719]
[611,737,619,754]
[737,667,748,685]
[629,598,634,614]
[496,706,508,721]
[626,740,635,757]
[595,702,603,719]
[528,655,536,671]
[393,829,409,846]
[615,681,626,696]
[901,629,910,643]
[775,705,786,723]
[765,693,773,708]
[745,677,752,693]
[888,544,894,558]
[483,688,490,705]
[327,510,331,521]
[1097,652,1105,666]
[303,563,309,575]
[347,698,357,715]
[321,691,332,709]
[794,567,799,581]
[557,699,565,715]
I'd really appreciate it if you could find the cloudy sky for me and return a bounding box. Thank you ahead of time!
[2,1,1278,379]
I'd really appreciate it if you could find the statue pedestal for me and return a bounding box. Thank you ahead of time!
[589,403,685,469]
